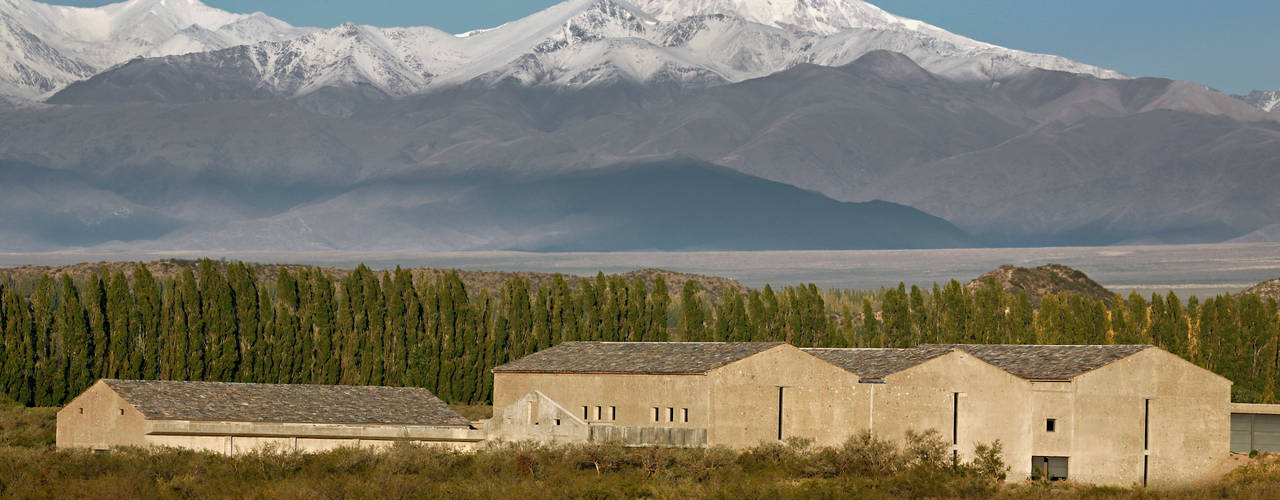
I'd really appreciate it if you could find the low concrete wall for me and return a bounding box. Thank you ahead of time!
[143,420,485,454]
[590,425,707,447]
[1232,403,1280,415]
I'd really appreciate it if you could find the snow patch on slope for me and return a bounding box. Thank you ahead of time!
[0,0,310,99]
[7,0,1130,101]
[1240,89,1280,112]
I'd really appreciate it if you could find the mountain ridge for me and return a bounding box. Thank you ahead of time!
[7,50,1278,249]
[7,0,1128,102]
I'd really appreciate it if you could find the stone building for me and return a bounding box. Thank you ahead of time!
[495,342,1230,486]
[58,341,1234,487]
[57,379,484,454]
[490,342,864,447]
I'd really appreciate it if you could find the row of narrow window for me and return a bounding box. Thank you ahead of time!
[582,406,616,421]
[652,407,689,423]
[581,406,691,423]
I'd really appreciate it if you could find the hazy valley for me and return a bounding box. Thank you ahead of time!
[0,0,1277,252]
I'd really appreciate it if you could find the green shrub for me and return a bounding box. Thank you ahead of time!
[1,433,1278,499]
[0,399,56,447]
[970,440,1009,481]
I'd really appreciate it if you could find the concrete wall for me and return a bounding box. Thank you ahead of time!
[874,351,1034,478]
[493,371,711,431]
[706,345,865,447]
[486,391,590,444]
[57,380,485,454]
[492,345,865,449]
[143,420,485,454]
[1071,348,1232,486]
[590,425,707,447]
[56,380,149,449]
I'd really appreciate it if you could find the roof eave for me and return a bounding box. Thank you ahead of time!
[492,370,708,376]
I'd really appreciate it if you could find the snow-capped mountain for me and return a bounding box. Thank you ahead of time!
[0,0,310,99]
[1240,89,1280,112]
[8,0,1130,102]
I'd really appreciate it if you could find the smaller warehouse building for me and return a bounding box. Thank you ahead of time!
[57,379,483,454]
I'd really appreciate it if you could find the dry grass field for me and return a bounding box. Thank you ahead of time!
[2,401,1278,499]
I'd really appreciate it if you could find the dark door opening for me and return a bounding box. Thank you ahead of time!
[777,387,785,441]
[1031,456,1069,481]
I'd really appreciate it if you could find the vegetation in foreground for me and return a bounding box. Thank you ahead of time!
[3,434,1280,499]
[2,405,1279,499]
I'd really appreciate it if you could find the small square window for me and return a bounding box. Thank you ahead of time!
[79,408,84,414]
[555,419,561,426]
[119,409,125,416]
[1046,419,1056,432]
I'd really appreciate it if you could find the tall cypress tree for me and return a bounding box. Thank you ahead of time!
[105,271,133,379]
[58,276,91,399]
[178,268,204,380]
[132,265,161,380]
[679,280,706,342]
[227,263,261,383]
[1,284,35,405]
[199,261,238,382]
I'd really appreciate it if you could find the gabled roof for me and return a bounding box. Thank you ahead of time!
[100,379,471,427]
[931,344,1152,381]
[803,344,1152,381]
[803,346,954,380]
[492,342,786,374]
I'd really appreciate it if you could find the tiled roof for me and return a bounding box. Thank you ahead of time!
[101,380,471,427]
[492,342,786,374]
[802,346,955,379]
[804,344,1151,381]
[935,344,1152,381]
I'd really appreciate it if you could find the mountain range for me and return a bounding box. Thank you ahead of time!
[0,0,1277,251]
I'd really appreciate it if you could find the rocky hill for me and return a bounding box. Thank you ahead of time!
[0,260,743,300]
[1242,278,1280,305]
[965,264,1116,304]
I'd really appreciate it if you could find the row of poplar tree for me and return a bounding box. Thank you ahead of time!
[1,260,1277,408]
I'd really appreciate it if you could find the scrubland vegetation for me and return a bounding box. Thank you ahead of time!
[2,402,1279,498]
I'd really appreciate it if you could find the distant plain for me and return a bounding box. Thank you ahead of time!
[3,243,1278,298]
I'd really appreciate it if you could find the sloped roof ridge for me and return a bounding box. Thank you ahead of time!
[492,341,787,374]
[801,345,956,379]
[921,344,1153,380]
[100,379,471,427]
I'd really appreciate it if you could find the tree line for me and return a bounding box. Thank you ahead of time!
[1,261,1277,407]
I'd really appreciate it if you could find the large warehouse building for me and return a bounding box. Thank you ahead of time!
[60,341,1255,486]
[490,342,1233,486]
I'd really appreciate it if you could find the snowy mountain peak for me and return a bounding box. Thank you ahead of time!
[1241,89,1280,112]
[629,0,927,35]
[0,0,310,99]
[6,0,1129,102]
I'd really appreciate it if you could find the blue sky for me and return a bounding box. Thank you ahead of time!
[49,0,1278,94]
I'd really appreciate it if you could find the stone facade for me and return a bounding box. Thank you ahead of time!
[59,341,1234,487]
[493,343,864,448]
[493,342,1232,487]
[57,380,484,454]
